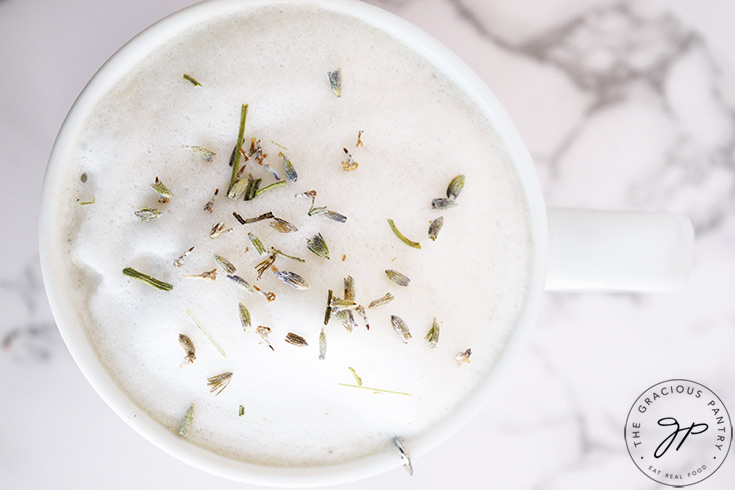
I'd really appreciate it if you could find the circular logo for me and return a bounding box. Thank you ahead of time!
[625,379,732,486]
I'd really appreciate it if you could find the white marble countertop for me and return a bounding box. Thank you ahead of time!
[1,0,734,488]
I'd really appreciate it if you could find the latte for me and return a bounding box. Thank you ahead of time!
[56,0,533,468]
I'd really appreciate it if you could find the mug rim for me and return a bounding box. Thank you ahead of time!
[38,0,548,486]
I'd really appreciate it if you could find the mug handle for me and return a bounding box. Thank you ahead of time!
[545,208,695,292]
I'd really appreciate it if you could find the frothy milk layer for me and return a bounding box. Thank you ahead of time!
[59,2,533,467]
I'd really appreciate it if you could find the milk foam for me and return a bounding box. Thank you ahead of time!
[59,2,533,467]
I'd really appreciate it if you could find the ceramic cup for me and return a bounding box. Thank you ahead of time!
[39,0,694,486]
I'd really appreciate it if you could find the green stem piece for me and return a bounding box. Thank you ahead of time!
[387,219,421,249]
[186,309,226,358]
[338,383,411,396]
[256,180,287,196]
[122,267,173,291]
[227,104,249,198]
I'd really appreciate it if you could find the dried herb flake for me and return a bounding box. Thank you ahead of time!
[233,211,246,224]
[182,74,202,86]
[256,325,274,351]
[241,211,274,224]
[238,303,251,331]
[186,145,216,162]
[185,269,217,281]
[255,254,277,280]
[227,274,254,293]
[253,285,276,302]
[229,177,250,200]
[456,348,472,365]
[134,207,162,221]
[328,68,342,97]
[270,217,298,233]
[150,177,173,203]
[319,328,327,360]
[368,292,394,309]
[394,437,414,475]
[245,177,263,201]
[178,404,195,437]
[431,198,457,210]
[425,319,440,348]
[178,334,196,365]
[248,232,266,255]
[210,222,232,239]
[173,247,195,268]
[348,367,363,386]
[323,289,333,325]
[204,188,219,213]
[341,148,358,171]
[207,371,233,395]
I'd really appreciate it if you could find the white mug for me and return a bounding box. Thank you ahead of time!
[38,0,694,486]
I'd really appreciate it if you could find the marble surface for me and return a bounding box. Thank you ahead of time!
[1,0,734,488]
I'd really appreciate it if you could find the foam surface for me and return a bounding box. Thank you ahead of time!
[59,2,532,467]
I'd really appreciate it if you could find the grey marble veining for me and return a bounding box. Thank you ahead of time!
[0,259,58,362]
[1,0,733,488]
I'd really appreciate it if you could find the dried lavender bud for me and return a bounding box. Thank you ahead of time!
[186,145,215,161]
[280,152,298,182]
[328,68,342,97]
[214,255,236,275]
[385,269,410,287]
[431,198,457,210]
[285,332,308,347]
[368,292,394,309]
[178,334,196,365]
[274,271,310,290]
[446,174,466,199]
[428,217,444,241]
[238,303,251,331]
[270,217,298,233]
[178,404,195,437]
[391,315,412,343]
[306,233,330,259]
[425,319,440,348]
[150,177,173,203]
